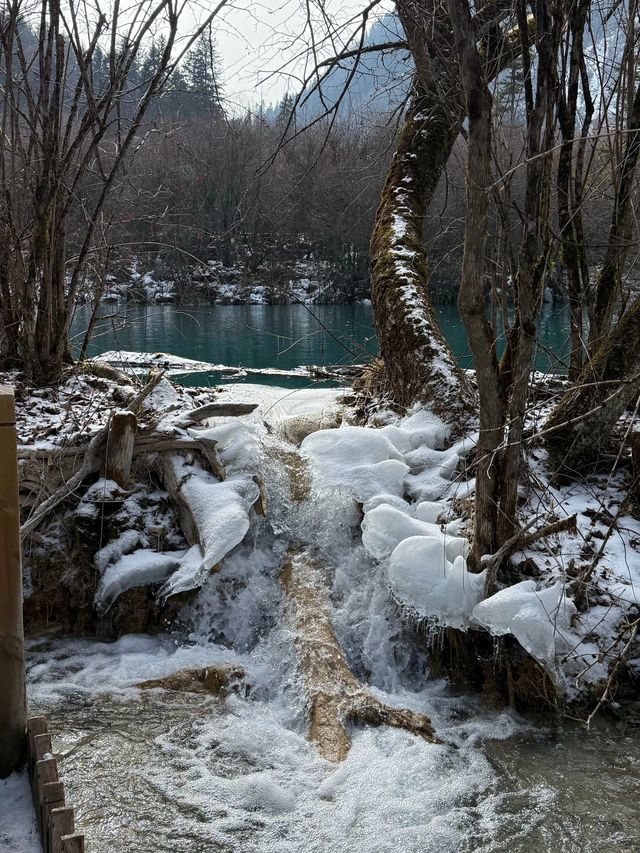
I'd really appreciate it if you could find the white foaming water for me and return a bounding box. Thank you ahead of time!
[23,385,640,852]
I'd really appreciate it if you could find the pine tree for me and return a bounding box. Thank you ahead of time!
[182,29,224,118]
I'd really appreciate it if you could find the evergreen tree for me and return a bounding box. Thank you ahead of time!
[182,29,224,118]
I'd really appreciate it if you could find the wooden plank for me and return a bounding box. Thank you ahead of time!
[34,757,58,839]
[33,733,53,761]
[0,386,27,777]
[61,836,85,853]
[48,806,74,853]
[27,717,48,781]
[42,782,65,853]
[43,780,65,804]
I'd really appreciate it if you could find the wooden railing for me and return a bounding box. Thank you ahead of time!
[28,716,85,852]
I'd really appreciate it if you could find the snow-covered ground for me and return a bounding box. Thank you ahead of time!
[96,259,365,306]
[0,772,41,853]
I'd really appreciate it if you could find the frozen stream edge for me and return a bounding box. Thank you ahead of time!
[20,383,640,853]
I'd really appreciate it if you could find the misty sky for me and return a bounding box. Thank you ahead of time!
[210,0,394,110]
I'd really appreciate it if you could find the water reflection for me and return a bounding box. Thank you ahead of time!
[71,300,574,385]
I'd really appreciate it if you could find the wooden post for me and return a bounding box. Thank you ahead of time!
[61,836,85,853]
[43,781,66,853]
[0,385,27,777]
[104,410,137,487]
[49,806,74,853]
[28,717,48,781]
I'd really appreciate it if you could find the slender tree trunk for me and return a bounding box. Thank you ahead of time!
[448,0,506,562]
[589,82,640,351]
[556,0,591,380]
[545,295,640,476]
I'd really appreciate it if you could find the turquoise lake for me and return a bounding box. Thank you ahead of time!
[71,300,574,387]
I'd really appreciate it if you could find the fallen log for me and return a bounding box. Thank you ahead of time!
[137,664,244,694]
[282,546,441,762]
[134,434,226,480]
[174,402,258,426]
[159,454,201,548]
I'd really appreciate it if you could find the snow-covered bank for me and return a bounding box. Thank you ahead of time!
[88,350,364,382]
[94,259,370,306]
[0,772,41,853]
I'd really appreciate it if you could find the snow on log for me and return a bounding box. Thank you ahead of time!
[282,546,441,762]
[157,454,259,601]
[174,402,259,426]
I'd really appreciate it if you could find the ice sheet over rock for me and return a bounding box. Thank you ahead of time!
[362,503,468,564]
[300,424,409,503]
[388,536,485,629]
[471,581,577,671]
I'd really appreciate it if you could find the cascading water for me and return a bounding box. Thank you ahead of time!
[23,385,640,853]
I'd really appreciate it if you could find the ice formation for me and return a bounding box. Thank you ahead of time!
[388,537,485,629]
[301,408,576,675]
[96,550,183,611]
[471,581,577,671]
[300,424,410,503]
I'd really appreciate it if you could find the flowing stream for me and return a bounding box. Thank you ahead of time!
[25,384,640,852]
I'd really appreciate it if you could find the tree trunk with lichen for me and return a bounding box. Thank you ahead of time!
[370,91,474,429]
[369,1,534,428]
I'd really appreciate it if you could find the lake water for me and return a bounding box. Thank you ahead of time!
[71,300,574,386]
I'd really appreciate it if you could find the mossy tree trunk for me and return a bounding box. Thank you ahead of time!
[370,1,534,431]
[370,90,474,428]
[369,1,474,430]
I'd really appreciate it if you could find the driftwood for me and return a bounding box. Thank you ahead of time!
[253,475,268,516]
[20,371,163,539]
[174,401,258,426]
[134,434,226,480]
[282,546,441,762]
[137,664,244,694]
[103,411,137,487]
[159,454,201,547]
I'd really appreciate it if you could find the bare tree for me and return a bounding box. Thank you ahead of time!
[0,0,227,383]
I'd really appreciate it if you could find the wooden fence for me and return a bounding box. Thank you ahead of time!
[0,385,85,851]
[28,715,85,853]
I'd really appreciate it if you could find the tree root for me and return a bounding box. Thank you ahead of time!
[281,546,441,762]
